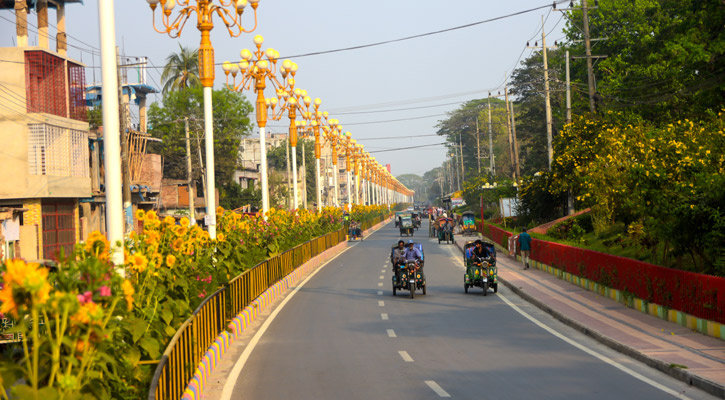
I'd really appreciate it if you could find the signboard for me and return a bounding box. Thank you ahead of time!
[499,197,519,217]
[451,197,465,207]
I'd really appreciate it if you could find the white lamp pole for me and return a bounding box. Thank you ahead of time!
[98,0,123,268]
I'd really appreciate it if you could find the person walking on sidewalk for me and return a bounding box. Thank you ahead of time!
[518,228,532,269]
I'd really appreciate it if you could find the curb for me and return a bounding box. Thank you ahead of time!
[452,239,725,399]
[181,216,392,400]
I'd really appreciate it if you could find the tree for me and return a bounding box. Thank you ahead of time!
[147,86,253,191]
[562,0,725,121]
[160,44,201,94]
[396,174,426,202]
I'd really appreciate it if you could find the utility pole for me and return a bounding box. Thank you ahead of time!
[503,88,515,181]
[582,0,596,113]
[566,50,572,124]
[185,117,195,224]
[542,15,554,170]
[527,16,556,169]
[487,95,495,177]
[507,87,521,182]
[475,117,481,174]
[195,132,207,210]
[117,47,132,234]
[459,132,464,189]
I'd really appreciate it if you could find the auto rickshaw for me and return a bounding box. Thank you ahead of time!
[461,211,477,236]
[400,216,414,236]
[394,211,406,227]
[436,216,454,244]
[463,240,498,295]
[390,243,426,298]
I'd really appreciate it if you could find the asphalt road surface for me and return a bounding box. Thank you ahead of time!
[223,222,716,400]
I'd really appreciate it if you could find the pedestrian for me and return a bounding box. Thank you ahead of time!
[518,228,532,269]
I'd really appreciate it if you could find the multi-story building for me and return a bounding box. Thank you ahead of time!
[0,0,89,260]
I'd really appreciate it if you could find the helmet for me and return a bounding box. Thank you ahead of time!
[408,240,414,245]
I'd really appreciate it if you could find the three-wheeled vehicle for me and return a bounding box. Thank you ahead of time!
[411,211,422,230]
[400,216,414,236]
[436,217,454,244]
[461,211,477,236]
[394,211,406,227]
[463,240,498,295]
[390,243,426,298]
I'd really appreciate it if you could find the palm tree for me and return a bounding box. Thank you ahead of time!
[160,44,201,94]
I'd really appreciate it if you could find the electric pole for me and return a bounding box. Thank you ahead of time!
[527,16,557,169]
[503,88,515,181]
[475,117,481,174]
[566,50,572,124]
[459,132,464,189]
[582,0,596,113]
[185,117,195,224]
[487,95,495,177]
[507,87,521,182]
[117,47,132,234]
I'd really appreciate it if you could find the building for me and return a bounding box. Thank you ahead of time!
[0,0,90,261]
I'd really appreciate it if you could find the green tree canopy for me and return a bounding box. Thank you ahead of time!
[160,44,201,94]
[147,86,253,189]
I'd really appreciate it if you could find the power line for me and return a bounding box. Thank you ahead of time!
[280,1,568,60]
[369,142,447,154]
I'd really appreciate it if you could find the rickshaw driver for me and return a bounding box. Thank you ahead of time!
[471,240,491,260]
[404,240,423,271]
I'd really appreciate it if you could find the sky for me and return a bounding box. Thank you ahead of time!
[0,0,567,178]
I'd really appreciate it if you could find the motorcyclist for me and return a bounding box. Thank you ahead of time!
[392,240,406,280]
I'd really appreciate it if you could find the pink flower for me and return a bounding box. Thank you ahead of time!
[77,291,93,304]
[98,286,111,297]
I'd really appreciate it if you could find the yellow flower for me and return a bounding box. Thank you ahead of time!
[130,254,148,273]
[217,206,225,215]
[0,260,52,317]
[135,209,145,221]
[71,301,103,325]
[166,254,177,268]
[163,216,175,226]
[171,238,184,252]
[217,233,226,242]
[180,217,190,228]
[146,210,158,221]
[121,280,134,311]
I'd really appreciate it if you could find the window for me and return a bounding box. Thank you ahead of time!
[41,201,75,260]
[25,51,67,118]
[67,62,87,122]
[28,123,89,178]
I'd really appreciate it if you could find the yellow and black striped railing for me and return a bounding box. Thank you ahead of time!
[148,227,349,400]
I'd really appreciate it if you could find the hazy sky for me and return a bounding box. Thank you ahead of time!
[0,0,566,177]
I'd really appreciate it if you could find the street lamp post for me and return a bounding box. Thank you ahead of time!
[222,36,295,218]
[146,0,260,238]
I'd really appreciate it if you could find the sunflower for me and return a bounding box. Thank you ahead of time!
[135,209,146,221]
[180,217,190,228]
[121,280,135,311]
[130,254,148,273]
[165,254,177,268]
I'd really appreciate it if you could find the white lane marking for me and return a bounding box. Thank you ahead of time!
[220,244,352,400]
[378,301,384,307]
[381,269,386,273]
[381,313,389,320]
[387,329,397,338]
[378,282,383,287]
[498,293,693,400]
[425,381,451,397]
[398,351,414,362]
[377,290,383,295]
[379,275,385,280]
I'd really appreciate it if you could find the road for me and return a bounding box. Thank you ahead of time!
[222,222,716,400]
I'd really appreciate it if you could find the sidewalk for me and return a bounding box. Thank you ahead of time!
[454,234,725,398]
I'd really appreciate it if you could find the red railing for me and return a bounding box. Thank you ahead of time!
[25,51,67,118]
[479,223,725,324]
